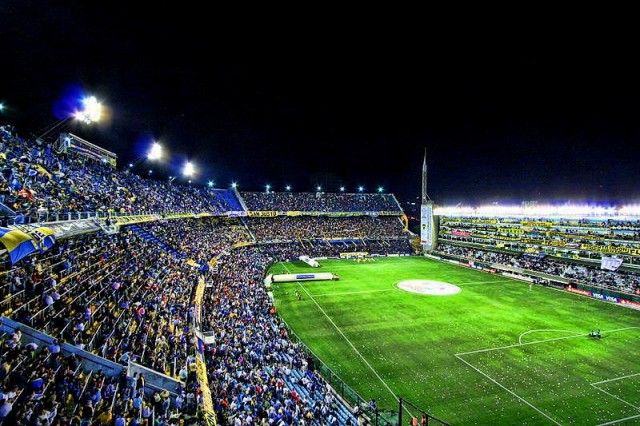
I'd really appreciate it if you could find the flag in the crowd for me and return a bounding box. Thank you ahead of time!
[601,256,623,271]
[23,225,57,253]
[35,164,52,178]
[0,227,38,264]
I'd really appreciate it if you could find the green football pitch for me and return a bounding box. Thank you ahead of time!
[268,256,640,425]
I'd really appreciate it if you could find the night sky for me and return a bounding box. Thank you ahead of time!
[2,4,640,205]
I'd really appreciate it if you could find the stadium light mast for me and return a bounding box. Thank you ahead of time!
[36,95,103,140]
[129,141,164,171]
[420,148,435,251]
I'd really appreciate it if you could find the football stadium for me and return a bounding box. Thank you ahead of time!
[0,122,639,426]
[3,10,640,424]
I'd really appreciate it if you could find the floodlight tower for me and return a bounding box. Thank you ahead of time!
[36,96,103,140]
[420,149,436,251]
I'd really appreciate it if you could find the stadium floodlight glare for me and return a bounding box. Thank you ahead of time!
[339,186,345,192]
[285,185,291,191]
[358,186,364,192]
[128,163,134,168]
[0,103,5,112]
[148,170,153,175]
[74,96,102,124]
[378,186,384,193]
[316,186,322,192]
[207,180,215,188]
[231,182,237,188]
[147,142,162,160]
[182,161,194,177]
[265,184,271,193]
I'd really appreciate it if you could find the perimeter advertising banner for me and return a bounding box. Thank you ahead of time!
[421,203,434,250]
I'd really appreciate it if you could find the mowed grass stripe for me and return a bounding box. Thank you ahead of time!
[270,257,640,425]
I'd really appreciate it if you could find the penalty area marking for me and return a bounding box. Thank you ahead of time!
[591,372,640,416]
[456,327,640,425]
[518,329,584,345]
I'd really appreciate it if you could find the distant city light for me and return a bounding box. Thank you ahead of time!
[377,186,384,193]
[147,142,162,160]
[182,161,194,176]
[74,96,102,124]
[285,185,291,191]
[231,182,237,188]
[358,186,364,192]
[340,186,345,192]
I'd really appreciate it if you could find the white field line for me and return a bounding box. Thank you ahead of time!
[590,383,640,411]
[591,372,640,386]
[518,329,583,345]
[454,354,561,425]
[278,262,411,416]
[597,413,640,426]
[456,327,640,357]
[312,289,397,297]
[457,327,640,425]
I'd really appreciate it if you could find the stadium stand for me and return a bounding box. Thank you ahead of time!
[2,124,414,424]
[436,243,640,294]
[6,120,640,424]
[240,191,401,212]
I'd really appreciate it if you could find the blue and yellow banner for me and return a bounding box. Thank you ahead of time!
[0,227,38,264]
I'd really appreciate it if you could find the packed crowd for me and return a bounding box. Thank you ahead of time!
[0,125,234,222]
[248,216,407,242]
[136,217,253,266]
[241,192,401,212]
[201,246,360,425]
[0,325,185,425]
[437,243,640,294]
[0,228,208,424]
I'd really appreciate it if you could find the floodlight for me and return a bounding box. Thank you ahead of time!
[358,186,364,192]
[231,182,237,188]
[207,180,215,188]
[147,142,162,160]
[182,161,195,176]
[317,186,322,191]
[285,185,291,191]
[339,186,345,192]
[378,186,384,193]
[0,103,5,112]
[74,96,102,124]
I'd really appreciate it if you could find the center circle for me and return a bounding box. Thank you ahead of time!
[397,280,461,296]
